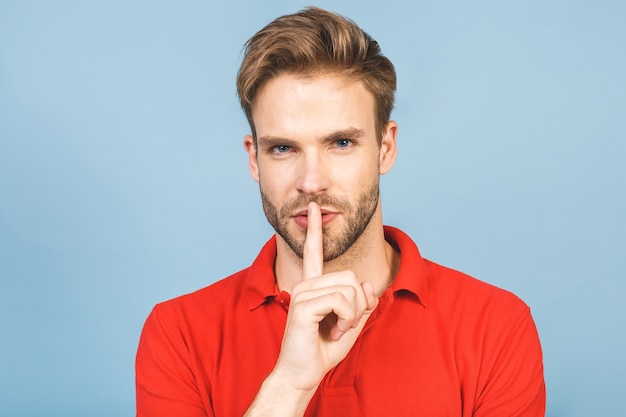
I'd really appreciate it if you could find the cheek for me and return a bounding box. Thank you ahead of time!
[337,159,379,186]
[258,169,290,200]
[259,157,300,183]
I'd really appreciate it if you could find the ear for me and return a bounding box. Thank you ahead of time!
[379,121,398,175]
[244,135,260,183]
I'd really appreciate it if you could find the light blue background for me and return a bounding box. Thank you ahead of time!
[1,1,624,416]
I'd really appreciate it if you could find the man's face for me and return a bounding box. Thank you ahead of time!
[245,73,395,262]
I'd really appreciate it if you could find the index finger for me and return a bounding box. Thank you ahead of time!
[302,201,323,280]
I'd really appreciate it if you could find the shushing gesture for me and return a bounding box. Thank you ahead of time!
[245,202,379,416]
[271,202,379,404]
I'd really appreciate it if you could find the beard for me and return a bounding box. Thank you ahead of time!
[260,178,380,262]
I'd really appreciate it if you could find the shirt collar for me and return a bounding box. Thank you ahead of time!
[383,226,429,307]
[245,226,430,310]
[245,236,280,310]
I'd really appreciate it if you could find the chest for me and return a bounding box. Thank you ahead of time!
[199,301,474,417]
[303,307,467,416]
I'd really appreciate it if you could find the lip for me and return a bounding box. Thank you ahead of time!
[292,208,339,229]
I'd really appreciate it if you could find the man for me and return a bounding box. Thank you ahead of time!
[136,7,545,416]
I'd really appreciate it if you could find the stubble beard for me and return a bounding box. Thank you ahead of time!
[260,179,380,263]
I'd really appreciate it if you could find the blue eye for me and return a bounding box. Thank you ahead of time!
[274,145,291,153]
[336,139,351,147]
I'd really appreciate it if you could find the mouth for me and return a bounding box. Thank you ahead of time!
[292,208,339,229]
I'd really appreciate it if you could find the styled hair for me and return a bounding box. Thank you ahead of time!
[236,7,396,144]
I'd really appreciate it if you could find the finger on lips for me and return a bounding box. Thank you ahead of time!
[296,202,377,340]
[302,202,323,280]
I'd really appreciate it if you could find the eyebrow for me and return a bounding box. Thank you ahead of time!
[322,128,366,144]
[258,128,366,148]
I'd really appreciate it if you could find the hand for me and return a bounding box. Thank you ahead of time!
[272,202,379,393]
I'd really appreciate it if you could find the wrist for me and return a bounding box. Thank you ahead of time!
[245,370,317,417]
[266,368,319,401]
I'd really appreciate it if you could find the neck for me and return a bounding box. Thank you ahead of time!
[274,206,400,296]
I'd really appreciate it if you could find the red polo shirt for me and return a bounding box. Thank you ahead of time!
[136,227,545,416]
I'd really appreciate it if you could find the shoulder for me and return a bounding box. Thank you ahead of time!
[425,259,527,311]
[420,263,545,413]
[385,226,528,317]
[150,266,251,324]
[144,235,278,333]
[422,259,534,348]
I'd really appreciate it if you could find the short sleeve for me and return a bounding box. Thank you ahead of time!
[473,308,546,417]
[135,305,213,417]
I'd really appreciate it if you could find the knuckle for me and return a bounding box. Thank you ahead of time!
[343,285,357,300]
[331,291,346,304]
[344,269,358,281]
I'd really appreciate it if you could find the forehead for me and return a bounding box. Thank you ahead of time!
[251,73,376,140]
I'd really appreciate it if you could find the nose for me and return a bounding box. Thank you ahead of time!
[295,149,329,195]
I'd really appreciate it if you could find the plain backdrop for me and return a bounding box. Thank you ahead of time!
[1,1,624,416]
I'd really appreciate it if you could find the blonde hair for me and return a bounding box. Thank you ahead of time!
[236,7,396,143]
